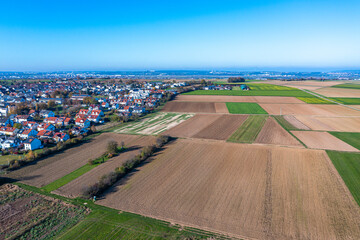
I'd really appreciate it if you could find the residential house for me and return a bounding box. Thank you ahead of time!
[24,138,42,151]
[75,118,90,128]
[53,132,70,142]
[37,130,54,139]
[14,115,32,123]
[18,129,38,139]
[39,110,55,118]
[0,127,18,136]
[37,123,56,132]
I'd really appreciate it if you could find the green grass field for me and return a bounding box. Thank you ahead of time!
[226,102,268,114]
[227,115,268,143]
[327,151,360,206]
[329,132,360,150]
[297,97,335,104]
[0,154,23,165]
[331,83,360,90]
[329,98,360,105]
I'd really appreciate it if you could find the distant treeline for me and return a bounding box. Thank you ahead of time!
[228,77,245,83]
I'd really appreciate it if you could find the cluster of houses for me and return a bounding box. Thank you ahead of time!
[202,84,250,91]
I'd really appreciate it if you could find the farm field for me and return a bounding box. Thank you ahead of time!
[225,102,268,114]
[98,139,360,240]
[327,151,360,206]
[297,97,334,104]
[266,80,347,90]
[183,89,315,97]
[330,97,360,105]
[254,117,302,147]
[329,132,360,150]
[114,112,193,135]
[291,131,359,152]
[331,83,360,90]
[161,101,228,113]
[295,116,360,132]
[273,115,310,130]
[0,184,87,240]
[5,133,140,188]
[192,114,248,140]
[259,103,360,116]
[162,114,221,138]
[54,135,156,198]
[314,87,360,98]
[175,94,305,103]
[227,115,268,143]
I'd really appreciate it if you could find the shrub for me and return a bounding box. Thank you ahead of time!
[106,140,118,155]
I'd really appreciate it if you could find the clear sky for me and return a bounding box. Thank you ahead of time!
[1,0,360,71]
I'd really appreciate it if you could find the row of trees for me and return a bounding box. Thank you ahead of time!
[228,77,245,83]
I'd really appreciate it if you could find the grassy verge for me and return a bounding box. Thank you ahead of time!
[329,132,360,150]
[329,98,360,105]
[297,97,335,104]
[226,102,268,114]
[327,151,360,206]
[227,115,268,143]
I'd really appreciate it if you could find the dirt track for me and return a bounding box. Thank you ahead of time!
[175,95,304,103]
[98,139,360,240]
[5,133,140,187]
[291,131,359,152]
[54,135,156,198]
[161,101,227,113]
[254,117,302,147]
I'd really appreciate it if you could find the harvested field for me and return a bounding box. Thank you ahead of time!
[192,114,247,140]
[175,95,304,103]
[114,112,193,135]
[283,115,310,130]
[291,131,359,152]
[161,101,219,113]
[254,117,302,147]
[314,87,360,98]
[259,103,360,116]
[54,135,156,198]
[5,133,139,187]
[162,114,221,138]
[214,102,229,113]
[98,139,360,240]
[295,116,360,132]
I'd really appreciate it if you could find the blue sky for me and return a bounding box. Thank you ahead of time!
[0,0,360,71]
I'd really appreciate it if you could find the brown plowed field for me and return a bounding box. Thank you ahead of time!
[259,103,360,116]
[54,135,157,198]
[291,131,359,152]
[314,87,360,97]
[162,114,221,138]
[175,95,304,103]
[192,115,248,140]
[284,115,310,130]
[254,117,302,147]
[6,133,140,187]
[214,102,229,113]
[98,139,360,240]
[295,116,360,132]
[161,101,221,113]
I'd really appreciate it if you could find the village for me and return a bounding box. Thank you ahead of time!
[0,80,183,156]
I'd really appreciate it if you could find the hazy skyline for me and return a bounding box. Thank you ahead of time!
[1,0,360,71]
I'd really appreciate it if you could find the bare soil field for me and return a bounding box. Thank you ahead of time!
[295,116,360,132]
[314,87,360,97]
[259,103,360,116]
[5,133,140,187]
[283,115,310,130]
[162,101,224,113]
[54,135,156,198]
[214,102,229,113]
[98,139,360,240]
[254,117,302,147]
[175,95,304,103]
[291,131,359,152]
[267,80,347,90]
[192,115,248,140]
[162,114,221,138]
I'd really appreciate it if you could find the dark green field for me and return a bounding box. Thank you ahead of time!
[331,83,360,90]
[329,132,360,150]
[329,98,360,105]
[327,151,360,206]
[226,102,268,114]
[227,115,268,143]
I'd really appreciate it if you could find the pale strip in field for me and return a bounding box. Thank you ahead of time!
[161,101,229,113]
[291,131,359,152]
[175,95,304,104]
[314,87,360,98]
[98,139,360,240]
[259,103,360,116]
[283,115,310,130]
[254,117,302,147]
[295,116,360,132]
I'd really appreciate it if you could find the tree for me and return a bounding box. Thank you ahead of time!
[90,125,97,133]
[110,115,121,122]
[47,100,56,109]
[228,77,245,83]
[13,123,22,129]
[107,140,118,155]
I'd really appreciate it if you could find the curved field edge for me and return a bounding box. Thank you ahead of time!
[326,151,360,206]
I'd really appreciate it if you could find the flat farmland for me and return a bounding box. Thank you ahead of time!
[98,139,360,239]
[161,101,228,113]
[192,114,248,140]
[226,102,268,114]
[162,114,221,138]
[291,131,359,152]
[314,87,360,98]
[114,112,193,135]
[254,117,302,147]
[5,133,139,187]
[295,116,360,132]
[259,103,360,116]
[176,95,304,103]
[54,135,156,198]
